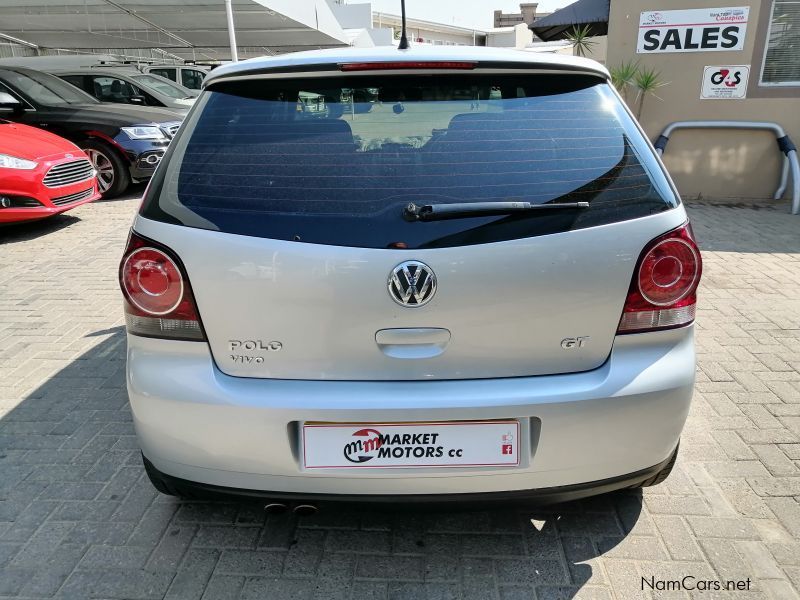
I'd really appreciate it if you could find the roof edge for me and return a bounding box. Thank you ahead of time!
[204,46,609,87]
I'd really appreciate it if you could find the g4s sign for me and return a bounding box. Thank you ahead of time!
[710,69,741,85]
[637,7,749,54]
[701,65,750,99]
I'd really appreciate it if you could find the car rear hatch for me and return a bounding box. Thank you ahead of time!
[135,60,682,381]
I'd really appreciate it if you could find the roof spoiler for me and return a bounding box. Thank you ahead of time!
[204,59,609,88]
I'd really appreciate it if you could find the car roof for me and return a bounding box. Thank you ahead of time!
[0,65,97,97]
[145,64,209,71]
[49,67,141,76]
[0,65,43,75]
[0,54,118,68]
[205,45,609,86]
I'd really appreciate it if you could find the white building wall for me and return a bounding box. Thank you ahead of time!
[487,24,533,48]
[328,2,372,29]
[372,12,486,46]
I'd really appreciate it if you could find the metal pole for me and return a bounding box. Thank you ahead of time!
[787,150,800,215]
[225,0,239,62]
[776,157,789,200]
[654,120,799,215]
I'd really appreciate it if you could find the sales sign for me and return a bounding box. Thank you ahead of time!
[637,7,749,53]
[701,65,750,99]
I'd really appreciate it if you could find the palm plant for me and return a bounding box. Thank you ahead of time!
[633,66,667,119]
[609,60,639,103]
[565,25,597,58]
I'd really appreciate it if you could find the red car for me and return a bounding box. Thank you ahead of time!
[0,120,100,224]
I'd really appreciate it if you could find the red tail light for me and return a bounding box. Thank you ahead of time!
[617,223,702,334]
[119,231,205,341]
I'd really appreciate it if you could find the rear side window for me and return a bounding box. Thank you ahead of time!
[150,68,176,82]
[141,74,678,249]
[90,76,142,104]
[59,75,87,92]
[181,69,205,89]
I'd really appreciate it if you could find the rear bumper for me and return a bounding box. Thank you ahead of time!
[144,447,677,506]
[127,326,695,496]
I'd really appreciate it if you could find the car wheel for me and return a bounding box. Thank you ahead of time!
[639,442,679,487]
[80,140,131,198]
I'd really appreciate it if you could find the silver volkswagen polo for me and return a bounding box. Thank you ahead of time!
[120,46,701,507]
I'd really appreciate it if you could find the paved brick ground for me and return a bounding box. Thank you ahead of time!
[0,194,799,600]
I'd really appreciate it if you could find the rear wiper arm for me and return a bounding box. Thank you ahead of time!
[403,201,589,222]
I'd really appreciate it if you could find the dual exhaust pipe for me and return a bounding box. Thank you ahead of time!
[264,502,318,516]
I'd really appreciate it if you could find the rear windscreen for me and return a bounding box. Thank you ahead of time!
[141,74,678,249]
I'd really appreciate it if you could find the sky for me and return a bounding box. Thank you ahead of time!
[366,0,572,30]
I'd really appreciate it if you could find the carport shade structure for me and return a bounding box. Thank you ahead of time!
[0,0,349,61]
[531,0,610,42]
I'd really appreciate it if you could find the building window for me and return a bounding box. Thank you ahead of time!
[760,0,800,86]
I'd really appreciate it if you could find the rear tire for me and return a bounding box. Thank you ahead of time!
[79,139,130,198]
[639,442,679,487]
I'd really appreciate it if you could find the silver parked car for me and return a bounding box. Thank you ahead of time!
[55,69,196,115]
[120,47,701,507]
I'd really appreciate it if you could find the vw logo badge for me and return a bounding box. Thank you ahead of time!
[388,261,437,307]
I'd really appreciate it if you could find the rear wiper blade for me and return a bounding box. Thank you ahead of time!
[403,201,589,222]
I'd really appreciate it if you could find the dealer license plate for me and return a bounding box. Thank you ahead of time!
[302,421,520,469]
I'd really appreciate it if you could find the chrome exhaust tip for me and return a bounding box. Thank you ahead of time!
[264,502,288,515]
[292,503,318,516]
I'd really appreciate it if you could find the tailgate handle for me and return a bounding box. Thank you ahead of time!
[375,328,451,359]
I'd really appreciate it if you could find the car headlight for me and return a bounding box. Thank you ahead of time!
[0,153,38,169]
[121,126,167,141]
